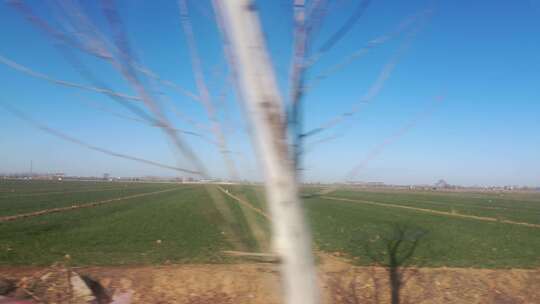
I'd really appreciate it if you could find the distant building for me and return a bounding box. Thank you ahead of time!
[435,179,450,189]
[53,173,65,181]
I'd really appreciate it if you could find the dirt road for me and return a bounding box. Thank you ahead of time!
[1,254,538,304]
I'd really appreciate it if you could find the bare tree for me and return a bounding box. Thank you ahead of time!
[0,1,437,303]
[214,1,319,303]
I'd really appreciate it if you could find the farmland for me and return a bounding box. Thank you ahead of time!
[1,180,539,268]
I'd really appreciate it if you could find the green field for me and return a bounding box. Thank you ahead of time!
[305,190,540,268]
[1,180,539,268]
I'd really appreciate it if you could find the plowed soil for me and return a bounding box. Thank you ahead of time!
[1,254,538,304]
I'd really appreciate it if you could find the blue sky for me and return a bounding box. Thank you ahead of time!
[0,0,539,186]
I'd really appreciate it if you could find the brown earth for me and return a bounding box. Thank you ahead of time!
[1,254,539,304]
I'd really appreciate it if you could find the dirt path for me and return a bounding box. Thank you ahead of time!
[0,187,182,223]
[323,196,540,229]
[1,255,538,304]
[217,186,270,220]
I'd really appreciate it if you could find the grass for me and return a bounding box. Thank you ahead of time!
[0,182,176,217]
[306,195,540,268]
[0,183,230,265]
[229,186,540,268]
[1,180,539,268]
[330,189,540,225]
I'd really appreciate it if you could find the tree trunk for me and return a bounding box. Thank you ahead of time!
[214,1,319,304]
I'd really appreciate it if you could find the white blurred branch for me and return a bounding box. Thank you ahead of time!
[214,1,319,303]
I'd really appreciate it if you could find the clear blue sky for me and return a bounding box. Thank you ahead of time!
[0,0,539,186]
